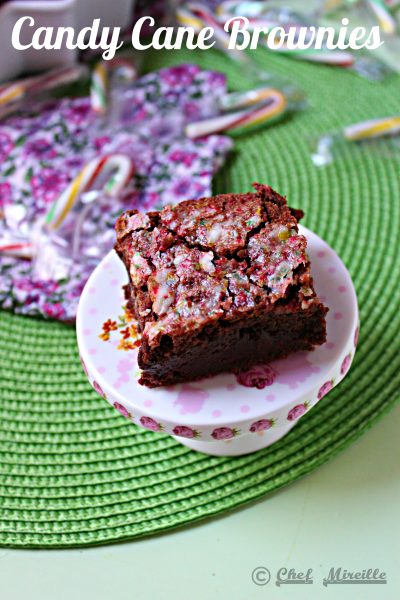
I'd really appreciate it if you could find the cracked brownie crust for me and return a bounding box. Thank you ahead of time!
[115,183,328,387]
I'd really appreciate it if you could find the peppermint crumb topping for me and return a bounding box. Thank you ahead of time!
[115,184,320,347]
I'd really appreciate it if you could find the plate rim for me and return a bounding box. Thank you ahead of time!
[76,225,359,436]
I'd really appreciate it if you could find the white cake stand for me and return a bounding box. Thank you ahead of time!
[77,226,359,456]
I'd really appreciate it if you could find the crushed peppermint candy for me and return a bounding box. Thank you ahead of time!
[115,184,320,347]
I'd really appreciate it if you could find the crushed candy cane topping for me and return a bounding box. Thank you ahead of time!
[115,184,320,347]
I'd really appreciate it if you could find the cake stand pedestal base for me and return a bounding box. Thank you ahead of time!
[173,423,294,456]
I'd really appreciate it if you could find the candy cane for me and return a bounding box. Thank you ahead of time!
[366,0,397,35]
[176,5,205,32]
[30,64,88,94]
[0,65,87,109]
[217,4,360,69]
[285,49,355,66]
[0,82,25,106]
[0,238,35,259]
[186,89,287,138]
[90,58,137,114]
[220,85,286,111]
[343,116,400,141]
[312,115,400,166]
[90,62,108,114]
[217,1,270,17]
[177,3,251,66]
[45,154,134,231]
[1,154,134,260]
[322,0,343,10]
[220,84,305,114]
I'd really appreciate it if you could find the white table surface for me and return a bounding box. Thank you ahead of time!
[1,404,399,600]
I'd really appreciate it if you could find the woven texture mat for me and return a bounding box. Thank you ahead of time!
[1,49,399,548]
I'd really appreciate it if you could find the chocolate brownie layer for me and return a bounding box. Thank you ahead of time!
[115,183,328,387]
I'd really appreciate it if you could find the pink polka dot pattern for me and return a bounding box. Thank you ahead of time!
[76,226,359,446]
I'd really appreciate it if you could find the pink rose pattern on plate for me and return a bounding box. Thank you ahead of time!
[140,416,164,432]
[287,402,309,421]
[113,402,131,419]
[0,65,232,321]
[80,356,88,376]
[85,338,356,438]
[249,419,275,432]
[340,353,352,376]
[211,427,240,440]
[92,339,354,438]
[317,380,334,400]
[92,380,106,399]
[172,426,200,439]
[86,302,357,440]
[236,364,276,389]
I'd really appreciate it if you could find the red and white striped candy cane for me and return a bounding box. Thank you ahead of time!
[45,154,134,231]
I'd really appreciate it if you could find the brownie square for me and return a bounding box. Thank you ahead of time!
[115,183,327,387]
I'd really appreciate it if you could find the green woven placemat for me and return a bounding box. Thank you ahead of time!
[1,49,399,548]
